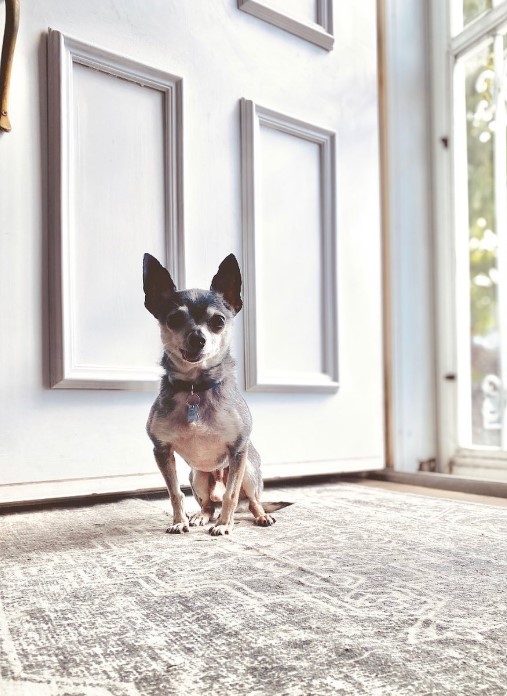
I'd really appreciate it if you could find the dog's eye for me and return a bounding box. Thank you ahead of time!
[209,314,225,332]
[166,311,185,330]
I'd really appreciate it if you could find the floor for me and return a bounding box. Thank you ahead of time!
[1,479,507,695]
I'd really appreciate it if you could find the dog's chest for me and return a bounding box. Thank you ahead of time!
[149,393,240,471]
[172,430,229,471]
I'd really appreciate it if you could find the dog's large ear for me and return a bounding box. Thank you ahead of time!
[143,253,177,318]
[210,254,243,314]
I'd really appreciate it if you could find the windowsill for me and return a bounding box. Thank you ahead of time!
[364,469,507,499]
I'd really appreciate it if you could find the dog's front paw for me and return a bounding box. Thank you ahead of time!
[189,510,212,527]
[166,522,189,534]
[254,514,276,527]
[209,523,233,536]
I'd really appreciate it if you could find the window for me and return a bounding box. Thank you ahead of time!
[434,0,507,476]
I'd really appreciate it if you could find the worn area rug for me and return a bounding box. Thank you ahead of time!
[0,482,506,695]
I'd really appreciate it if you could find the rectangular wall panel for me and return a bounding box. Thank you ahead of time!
[240,99,339,392]
[238,0,334,50]
[48,30,183,389]
[265,0,318,24]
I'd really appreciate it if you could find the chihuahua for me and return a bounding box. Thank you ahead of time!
[143,253,276,536]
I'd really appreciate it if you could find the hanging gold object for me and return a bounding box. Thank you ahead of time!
[0,0,20,132]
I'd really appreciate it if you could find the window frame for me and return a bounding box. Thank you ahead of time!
[431,0,507,477]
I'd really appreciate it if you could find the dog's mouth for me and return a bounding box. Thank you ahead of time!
[180,349,204,363]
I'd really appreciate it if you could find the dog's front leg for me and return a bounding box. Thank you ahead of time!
[209,444,247,536]
[153,444,189,533]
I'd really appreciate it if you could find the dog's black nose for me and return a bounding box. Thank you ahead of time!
[188,330,206,351]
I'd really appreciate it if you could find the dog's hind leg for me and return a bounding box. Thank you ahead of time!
[241,448,275,528]
[188,469,215,527]
[210,468,226,503]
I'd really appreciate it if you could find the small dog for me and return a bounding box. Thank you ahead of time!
[143,253,276,536]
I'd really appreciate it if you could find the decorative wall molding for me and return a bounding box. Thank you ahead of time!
[238,0,334,51]
[240,98,339,393]
[47,29,184,390]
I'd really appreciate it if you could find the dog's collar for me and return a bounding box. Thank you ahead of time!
[170,378,222,394]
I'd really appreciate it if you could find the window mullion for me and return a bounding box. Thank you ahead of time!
[453,55,473,447]
[451,4,507,57]
[493,33,507,448]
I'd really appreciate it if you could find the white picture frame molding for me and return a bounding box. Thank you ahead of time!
[240,98,339,393]
[47,28,184,390]
[238,0,334,51]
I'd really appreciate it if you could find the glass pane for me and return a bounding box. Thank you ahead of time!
[461,40,503,447]
[463,0,493,27]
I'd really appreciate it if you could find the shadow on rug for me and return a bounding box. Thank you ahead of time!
[0,482,506,695]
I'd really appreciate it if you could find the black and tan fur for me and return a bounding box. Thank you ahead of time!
[143,253,275,536]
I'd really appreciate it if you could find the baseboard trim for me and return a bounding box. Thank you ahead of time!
[0,459,384,511]
[0,473,166,510]
[11,467,499,511]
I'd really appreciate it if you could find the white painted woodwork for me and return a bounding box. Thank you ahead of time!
[238,0,334,50]
[267,0,316,22]
[450,2,507,56]
[0,458,384,509]
[71,64,164,374]
[431,0,507,477]
[428,0,457,473]
[259,126,323,377]
[47,30,183,389]
[0,0,384,498]
[381,0,437,472]
[241,100,338,391]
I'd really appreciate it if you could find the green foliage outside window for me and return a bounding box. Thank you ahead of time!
[465,48,498,343]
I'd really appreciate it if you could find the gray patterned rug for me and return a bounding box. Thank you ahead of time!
[1,482,506,695]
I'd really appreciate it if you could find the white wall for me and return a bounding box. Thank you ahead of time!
[0,0,385,498]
